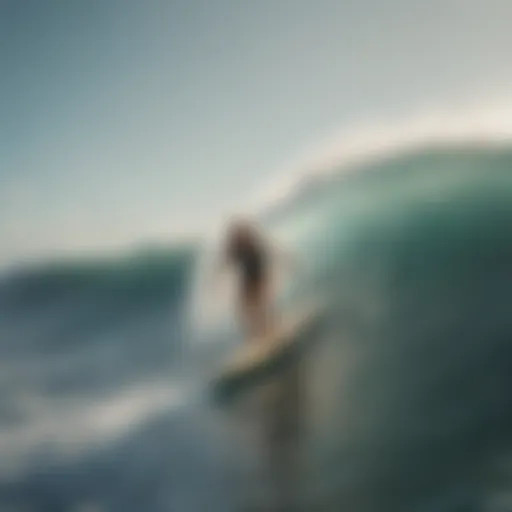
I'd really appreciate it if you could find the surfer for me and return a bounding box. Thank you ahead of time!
[215,218,290,340]
[213,218,305,509]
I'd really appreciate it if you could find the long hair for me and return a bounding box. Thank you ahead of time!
[226,218,262,252]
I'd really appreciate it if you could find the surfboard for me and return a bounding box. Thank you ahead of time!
[211,300,326,404]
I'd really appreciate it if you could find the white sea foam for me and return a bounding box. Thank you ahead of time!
[248,103,512,217]
[0,379,185,478]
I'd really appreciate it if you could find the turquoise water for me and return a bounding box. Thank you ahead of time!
[197,144,512,511]
[1,143,512,510]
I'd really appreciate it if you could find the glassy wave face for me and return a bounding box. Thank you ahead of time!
[191,142,512,511]
[273,144,512,511]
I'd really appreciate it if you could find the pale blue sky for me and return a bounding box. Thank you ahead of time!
[2,0,512,263]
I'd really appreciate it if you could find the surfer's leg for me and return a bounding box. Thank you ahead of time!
[256,280,277,340]
[257,277,275,336]
[241,279,273,339]
[239,290,258,339]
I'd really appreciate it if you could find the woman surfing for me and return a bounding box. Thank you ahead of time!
[214,217,292,341]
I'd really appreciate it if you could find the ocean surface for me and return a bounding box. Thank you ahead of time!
[2,141,512,511]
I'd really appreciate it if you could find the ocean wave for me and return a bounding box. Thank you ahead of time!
[274,142,512,509]
[0,378,185,479]
[250,105,512,219]
[0,244,197,313]
[189,130,512,509]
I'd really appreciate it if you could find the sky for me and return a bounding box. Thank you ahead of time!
[2,0,512,264]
